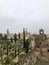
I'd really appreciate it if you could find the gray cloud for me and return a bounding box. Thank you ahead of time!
[0,0,49,33]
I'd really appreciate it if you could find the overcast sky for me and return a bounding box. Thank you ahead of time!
[0,0,49,34]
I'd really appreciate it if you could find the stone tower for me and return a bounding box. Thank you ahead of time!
[39,29,44,35]
[7,29,9,36]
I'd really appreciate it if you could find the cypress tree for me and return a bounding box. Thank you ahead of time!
[14,33,17,57]
[23,28,25,48]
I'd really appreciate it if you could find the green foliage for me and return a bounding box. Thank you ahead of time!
[0,33,3,40]
[19,54,25,59]
[25,39,30,53]
[18,32,20,39]
[3,35,7,40]
[10,37,13,43]
[14,33,18,57]
[14,33,17,43]
[23,28,25,48]
[2,56,13,65]
[9,53,15,58]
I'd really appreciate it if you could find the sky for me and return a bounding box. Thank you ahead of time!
[0,0,49,34]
